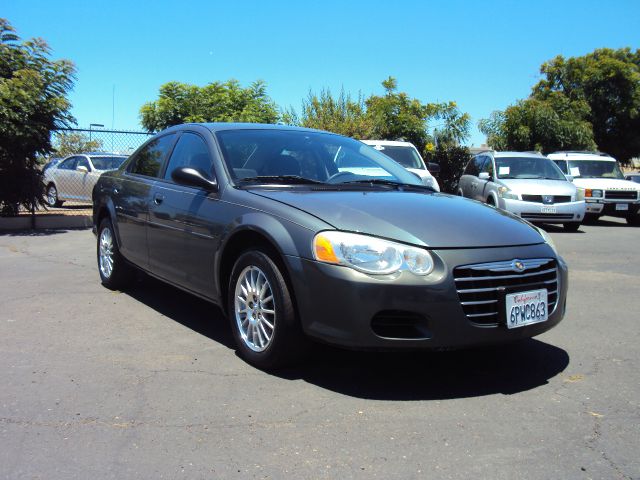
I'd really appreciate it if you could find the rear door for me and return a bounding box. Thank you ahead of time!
[114,133,177,268]
[147,131,223,297]
[54,156,77,199]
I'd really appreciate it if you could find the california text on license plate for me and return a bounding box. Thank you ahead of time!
[505,289,548,329]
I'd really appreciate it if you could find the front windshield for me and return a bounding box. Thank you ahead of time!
[370,145,423,169]
[567,160,624,179]
[495,156,566,180]
[91,156,127,171]
[215,129,423,187]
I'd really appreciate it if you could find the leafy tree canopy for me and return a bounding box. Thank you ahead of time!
[139,79,279,132]
[53,132,102,157]
[479,93,596,153]
[480,48,640,162]
[0,18,75,215]
[533,48,640,162]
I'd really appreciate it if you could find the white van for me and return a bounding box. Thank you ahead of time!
[547,151,640,225]
[361,140,440,191]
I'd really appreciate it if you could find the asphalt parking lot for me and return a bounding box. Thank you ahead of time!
[1,219,639,480]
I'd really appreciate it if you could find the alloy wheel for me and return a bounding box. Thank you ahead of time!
[234,265,276,352]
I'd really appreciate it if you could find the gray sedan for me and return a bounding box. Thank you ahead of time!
[93,125,568,369]
[458,151,586,231]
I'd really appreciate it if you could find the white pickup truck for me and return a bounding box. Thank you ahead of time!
[548,151,640,225]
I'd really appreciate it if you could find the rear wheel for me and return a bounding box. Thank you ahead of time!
[97,218,133,290]
[563,222,581,232]
[228,250,306,370]
[46,183,63,207]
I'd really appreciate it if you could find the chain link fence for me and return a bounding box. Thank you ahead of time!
[39,128,154,213]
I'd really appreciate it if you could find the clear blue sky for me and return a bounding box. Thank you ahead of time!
[5,0,640,145]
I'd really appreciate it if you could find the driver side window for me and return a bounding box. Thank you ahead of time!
[163,133,214,181]
[481,157,495,179]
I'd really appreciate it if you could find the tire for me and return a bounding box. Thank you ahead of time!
[97,217,133,290]
[583,213,600,224]
[46,183,63,207]
[626,213,640,226]
[563,222,581,232]
[228,250,306,370]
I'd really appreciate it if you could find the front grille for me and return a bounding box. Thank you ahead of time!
[521,195,572,203]
[605,190,637,200]
[454,258,559,326]
[521,213,574,221]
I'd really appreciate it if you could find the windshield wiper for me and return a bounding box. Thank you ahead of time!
[238,175,326,185]
[340,178,435,191]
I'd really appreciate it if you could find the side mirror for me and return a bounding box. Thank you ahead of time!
[171,166,218,192]
[427,162,440,174]
[479,172,490,181]
[77,165,89,174]
[565,175,574,182]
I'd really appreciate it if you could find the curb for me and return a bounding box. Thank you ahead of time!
[0,214,92,232]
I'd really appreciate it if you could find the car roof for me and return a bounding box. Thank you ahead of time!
[491,151,548,159]
[547,151,616,161]
[361,140,416,147]
[160,122,331,135]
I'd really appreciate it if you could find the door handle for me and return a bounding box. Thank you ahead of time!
[113,187,120,195]
[153,193,164,205]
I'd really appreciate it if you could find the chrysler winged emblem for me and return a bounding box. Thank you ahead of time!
[512,259,526,272]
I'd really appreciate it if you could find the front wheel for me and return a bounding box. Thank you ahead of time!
[97,218,133,290]
[228,250,306,370]
[46,183,63,207]
[563,222,581,232]
[626,213,640,226]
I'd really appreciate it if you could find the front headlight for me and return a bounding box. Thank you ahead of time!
[313,231,434,275]
[498,186,519,200]
[576,188,585,201]
[585,189,603,198]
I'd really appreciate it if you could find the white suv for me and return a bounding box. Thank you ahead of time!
[547,152,640,225]
[361,140,440,191]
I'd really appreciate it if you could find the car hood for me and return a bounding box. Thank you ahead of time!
[573,178,640,191]
[250,189,545,248]
[499,179,576,196]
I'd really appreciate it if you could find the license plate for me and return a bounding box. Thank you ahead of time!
[505,289,548,329]
[616,203,629,211]
[541,206,556,213]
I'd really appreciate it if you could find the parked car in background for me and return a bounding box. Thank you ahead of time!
[458,151,585,231]
[361,140,440,191]
[548,152,640,225]
[44,153,128,207]
[41,157,62,174]
[624,173,640,184]
[92,123,567,370]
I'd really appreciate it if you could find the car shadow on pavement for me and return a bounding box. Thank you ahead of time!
[276,339,569,401]
[124,274,236,350]
[124,275,569,401]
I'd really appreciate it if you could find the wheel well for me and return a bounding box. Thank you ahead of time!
[486,195,495,205]
[219,230,291,310]
[97,207,110,227]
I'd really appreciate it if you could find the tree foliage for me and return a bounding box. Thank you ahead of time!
[425,144,471,194]
[479,94,596,153]
[533,48,640,162]
[0,18,75,215]
[480,48,640,162]
[291,76,470,153]
[139,79,279,132]
[53,132,102,157]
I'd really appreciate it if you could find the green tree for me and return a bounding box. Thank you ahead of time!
[0,18,75,216]
[424,144,471,194]
[293,88,372,139]
[479,94,596,153]
[140,79,279,132]
[533,48,640,163]
[53,132,102,157]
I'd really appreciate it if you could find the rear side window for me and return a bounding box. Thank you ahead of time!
[128,134,176,178]
[163,133,214,180]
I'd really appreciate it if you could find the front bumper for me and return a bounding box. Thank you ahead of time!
[286,243,568,349]
[585,199,640,217]
[499,198,585,223]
